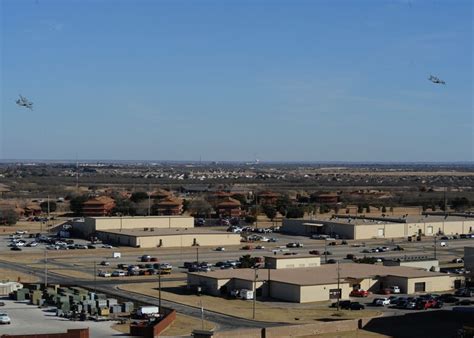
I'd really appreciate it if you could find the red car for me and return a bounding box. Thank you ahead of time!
[350,289,369,297]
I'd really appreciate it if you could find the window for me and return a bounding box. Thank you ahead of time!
[414,282,426,292]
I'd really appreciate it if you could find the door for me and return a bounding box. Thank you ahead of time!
[414,282,426,292]
[427,226,433,235]
[377,228,384,237]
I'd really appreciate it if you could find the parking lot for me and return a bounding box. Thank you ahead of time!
[0,298,121,337]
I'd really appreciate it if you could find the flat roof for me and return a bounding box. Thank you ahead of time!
[325,214,474,226]
[188,263,448,286]
[98,228,238,237]
[88,216,192,220]
[264,254,320,260]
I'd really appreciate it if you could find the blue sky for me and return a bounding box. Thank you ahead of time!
[1,0,472,162]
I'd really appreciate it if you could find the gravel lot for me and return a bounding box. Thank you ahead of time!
[0,298,123,337]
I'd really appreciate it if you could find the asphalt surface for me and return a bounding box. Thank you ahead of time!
[1,231,472,331]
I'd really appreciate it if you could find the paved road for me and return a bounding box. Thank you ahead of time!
[0,259,280,331]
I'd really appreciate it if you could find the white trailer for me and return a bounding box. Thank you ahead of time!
[137,306,159,317]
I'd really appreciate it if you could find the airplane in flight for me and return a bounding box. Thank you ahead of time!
[428,75,446,85]
[16,94,34,110]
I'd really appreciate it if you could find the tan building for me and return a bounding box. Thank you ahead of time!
[73,216,194,238]
[187,263,457,303]
[465,247,474,275]
[264,255,321,269]
[282,215,474,240]
[383,258,439,272]
[96,228,241,248]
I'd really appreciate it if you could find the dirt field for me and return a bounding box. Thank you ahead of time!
[0,267,40,283]
[119,282,380,324]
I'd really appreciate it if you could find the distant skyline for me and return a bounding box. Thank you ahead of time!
[1,0,473,162]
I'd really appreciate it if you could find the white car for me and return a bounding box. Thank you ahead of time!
[98,271,112,277]
[46,245,59,250]
[374,298,390,306]
[0,313,11,324]
[15,230,27,235]
[27,241,38,247]
[388,286,401,294]
[102,244,113,249]
[112,270,126,277]
[440,242,447,247]
[159,263,173,270]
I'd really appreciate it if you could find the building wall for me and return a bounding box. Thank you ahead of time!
[299,283,352,303]
[98,232,241,248]
[269,282,302,302]
[465,247,474,272]
[383,260,439,271]
[384,275,455,294]
[265,257,321,269]
[187,274,230,296]
[74,216,194,238]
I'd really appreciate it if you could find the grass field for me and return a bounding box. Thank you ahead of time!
[119,281,380,324]
[0,267,40,283]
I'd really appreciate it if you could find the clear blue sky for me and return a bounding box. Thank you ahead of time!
[1,0,472,162]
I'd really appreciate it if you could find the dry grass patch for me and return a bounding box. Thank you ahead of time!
[48,269,95,279]
[119,282,380,324]
[304,330,390,338]
[161,313,215,336]
[0,267,40,283]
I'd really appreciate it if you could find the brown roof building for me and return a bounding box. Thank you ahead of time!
[216,197,241,218]
[315,193,339,204]
[153,196,183,216]
[150,189,173,200]
[258,191,280,205]
[82,196,115,217]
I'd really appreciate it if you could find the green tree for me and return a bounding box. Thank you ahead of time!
[239,254,258,268]
[451,197,471,211]
[366,205,371,213]
[0,209,18,225]
[286,206,304,218]
[319,204,330,214]
[276,195,291,216]
[188,199,213,217]
[130,192,149,203]
[357,205,364,213]
[381,205,387,213]
[69,195,88,216]
[40,201,57,213]
[262,205,277,221]
[113,198,136,216]
[244,215,256,224]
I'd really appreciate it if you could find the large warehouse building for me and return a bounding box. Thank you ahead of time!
[282,214,474,240]
[72,216,241,248]
[187,262,457,303]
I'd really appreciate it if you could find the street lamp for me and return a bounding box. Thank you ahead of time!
[252,267,258,319]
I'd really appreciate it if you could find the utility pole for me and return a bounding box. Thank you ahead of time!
[44,250,48,289]
[94,261,97,293]
[434,236,437,260]
[336,261,340,311]
[148,184,151,216]
[324,239,328,264]
[255,192,258,229]
[200,300,204,329]
[253,267,258,319]
[158,268,162,315]
[196,247,199,266]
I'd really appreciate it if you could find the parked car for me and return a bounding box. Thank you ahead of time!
[112,270,126,277]
[215,247,225,251]
[100,261,110,266]
[0,313,11,325]
[98,271,111,277]
[346,254,356,260]
[350,289,369,297]
[255,245,265,250]
[455,299,472,306]
[10,247,22,251]
[350,302,365,310]
[388,286,401,294]
[373,298,390,306]
[141,255,151,262]
[327,259,337,264]
[102,244,113,249]
[452,258,464,263]
[309,250,320,255]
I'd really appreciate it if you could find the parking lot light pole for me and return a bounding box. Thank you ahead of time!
[158,268,162,315]
[434,236,437,260]
[325,239,328,264]
[253,267,258,319]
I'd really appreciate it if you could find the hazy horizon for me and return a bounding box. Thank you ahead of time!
[1,0,473,162]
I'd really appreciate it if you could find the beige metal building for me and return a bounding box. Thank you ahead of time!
[187,263,457,303]
[96,228,241,248]
[264,255,321,269]
[72,216,195,238]
[465,247,474,274]
[282,215,474,240]
[383,258,439,272]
